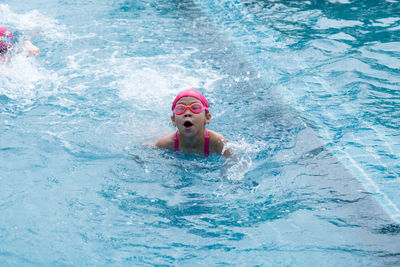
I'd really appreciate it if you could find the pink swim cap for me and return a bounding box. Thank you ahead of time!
[172,89,210,112]
[0,27,14,54]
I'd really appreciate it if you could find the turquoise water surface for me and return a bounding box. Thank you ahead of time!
[1,0,399,266]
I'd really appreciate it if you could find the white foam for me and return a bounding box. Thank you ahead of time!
[0,53,63,101]
[222,139,277,181]
[224,154,252,182]
[112,52,225,107]
[0,4,66,101]
[0,4,67,41]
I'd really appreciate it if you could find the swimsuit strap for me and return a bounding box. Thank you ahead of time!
[174,131,179,152]
[174,129,210,157]
[204,129,210,157]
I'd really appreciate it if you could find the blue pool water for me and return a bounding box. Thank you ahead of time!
[1,0,399,265]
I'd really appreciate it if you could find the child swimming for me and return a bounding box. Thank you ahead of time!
[156,89,230,157]
[0,26,40,61]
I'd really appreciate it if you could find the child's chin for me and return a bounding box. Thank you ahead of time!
[180,127,196,135]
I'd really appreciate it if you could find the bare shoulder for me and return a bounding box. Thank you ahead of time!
[155,133,175,150]
[208,130,230,156]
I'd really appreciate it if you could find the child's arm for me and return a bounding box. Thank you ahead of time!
[219,139,231,157]
[210,131,230,157]
[222,144,231,157]
[23,41,40,56]
[155,133,175,150]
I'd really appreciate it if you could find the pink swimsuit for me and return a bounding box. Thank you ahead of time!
[174,129,210,157]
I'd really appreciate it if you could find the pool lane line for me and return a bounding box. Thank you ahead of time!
[192,0,400,223]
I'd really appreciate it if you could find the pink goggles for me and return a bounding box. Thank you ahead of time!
[173,103,208,115]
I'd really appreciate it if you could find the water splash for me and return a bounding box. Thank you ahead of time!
[0,4,66,103]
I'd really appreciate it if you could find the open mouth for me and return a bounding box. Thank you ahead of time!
[184,121,193,128]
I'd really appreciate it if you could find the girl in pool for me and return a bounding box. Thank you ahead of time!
[0,26,40,63]
[156,88,230,157]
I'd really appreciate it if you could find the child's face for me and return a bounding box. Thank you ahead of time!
[171,96,211,137]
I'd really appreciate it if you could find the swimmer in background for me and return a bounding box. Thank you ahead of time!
[156,88,230,157]
[0,26,40,63]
